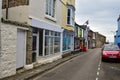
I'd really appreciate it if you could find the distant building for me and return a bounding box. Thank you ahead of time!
[88,30,93,49]
[95,32,106,48]
[115,15,120,47]
[74,23,88,51]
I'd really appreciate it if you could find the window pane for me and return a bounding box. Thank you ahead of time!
[32,36,37,50]
[67,9,71,17]
[55,32,58,36]
[50,37,54,46]
[52,0,55,17]
[32,28,38,33]
[54,37,60,45]
[51,31,54,36]
[54,47,60,53]
[46,0,48,14]
[45,36,49,46]
[67,17,70,24]
[50,47,54,54]
[45,47,49,55]
[54,37,60,53]
[45,36,49,55]
[45,30,49,35]
[48,0,51,15]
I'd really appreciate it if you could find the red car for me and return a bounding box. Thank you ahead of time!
[101,44,120,61]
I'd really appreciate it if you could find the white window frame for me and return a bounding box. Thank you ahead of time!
[44,30,61,56]
[46,0,55,18]
[67,6,75,26]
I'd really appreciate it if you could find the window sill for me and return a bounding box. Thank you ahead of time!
[66,24,74,27]
[45,15,57,22]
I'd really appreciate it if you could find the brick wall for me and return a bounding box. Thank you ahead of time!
[2,0,29,9]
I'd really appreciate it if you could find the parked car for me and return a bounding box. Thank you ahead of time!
[101,44,120,61]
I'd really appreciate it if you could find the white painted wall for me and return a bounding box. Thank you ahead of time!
[29,0,62,26]
[2,6,29,23]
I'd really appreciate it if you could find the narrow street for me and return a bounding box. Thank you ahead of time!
[31,48,120,80]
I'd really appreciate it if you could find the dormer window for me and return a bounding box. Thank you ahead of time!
[46,0,55,18]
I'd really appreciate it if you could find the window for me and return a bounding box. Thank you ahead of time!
[45,30,60,55]
[46,0,55,17]
[118,35,120,37]
[63,33,72,51]
[32,36,37,50]
[67,6,75,26]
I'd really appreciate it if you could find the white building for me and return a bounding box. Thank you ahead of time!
[0,0,63,78]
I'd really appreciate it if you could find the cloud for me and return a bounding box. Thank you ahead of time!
[75,0,120,42]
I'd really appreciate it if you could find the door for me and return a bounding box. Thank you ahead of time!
[32,28,39,62]
[16,29,26,68]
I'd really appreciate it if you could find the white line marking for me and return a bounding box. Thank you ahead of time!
[98,64,100,67]
[96,77,98,80]
[98,67,100,70]
[97,72,99,76]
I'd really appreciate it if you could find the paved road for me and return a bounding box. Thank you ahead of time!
[99,58,120,80]
[33,48,120,80]
[33,48,101,80]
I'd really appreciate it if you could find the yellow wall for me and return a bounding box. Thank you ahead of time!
[61,0,75,31]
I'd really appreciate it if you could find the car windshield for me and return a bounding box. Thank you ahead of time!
[103,45,120,51]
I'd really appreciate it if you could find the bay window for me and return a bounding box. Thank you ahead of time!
[67,6,75,26]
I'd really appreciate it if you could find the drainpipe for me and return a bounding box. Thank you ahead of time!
[6,0,9,19]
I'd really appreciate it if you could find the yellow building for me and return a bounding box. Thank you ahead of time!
[61,0,76,52]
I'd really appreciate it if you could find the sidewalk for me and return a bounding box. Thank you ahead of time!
[1,52,86,80]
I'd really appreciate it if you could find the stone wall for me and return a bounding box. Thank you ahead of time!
[0,23,17,79]
[26,27,32,64]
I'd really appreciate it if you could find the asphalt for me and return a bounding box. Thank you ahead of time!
[99,60,120,80]
[2,48,120,80]
[1,51,84,80]
[33,48,101,80]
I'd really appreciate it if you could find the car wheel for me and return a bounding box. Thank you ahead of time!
[102,58,105,62]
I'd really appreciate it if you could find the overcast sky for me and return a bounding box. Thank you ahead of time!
[75,0,120,42]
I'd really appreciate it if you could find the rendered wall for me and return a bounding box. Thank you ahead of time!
[2,6,29,23]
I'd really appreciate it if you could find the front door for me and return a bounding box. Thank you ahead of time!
[16,29,26,68]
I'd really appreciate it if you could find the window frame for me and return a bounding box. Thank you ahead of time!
[46,0,56,18]
[67,6,75,26]
[44,30,61,56]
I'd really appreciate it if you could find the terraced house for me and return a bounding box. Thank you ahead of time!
[0,0,63,78]
[74,23,88,51]
[61,0,75,54]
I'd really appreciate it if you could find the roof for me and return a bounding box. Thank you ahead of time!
[75,23,87,29]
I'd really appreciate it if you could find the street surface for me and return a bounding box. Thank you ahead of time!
[33,48,120,80]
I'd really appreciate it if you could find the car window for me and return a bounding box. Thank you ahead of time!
[103,45,120,51]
